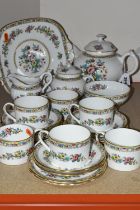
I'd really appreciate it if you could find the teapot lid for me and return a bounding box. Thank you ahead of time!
[57,63,82,78]
[84,34,117,57]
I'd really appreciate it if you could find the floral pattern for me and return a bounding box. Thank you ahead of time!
[60,107,69,116]
[89,84,107,91]
[109,154,138,165]
[0,149,32,160]
[57,52,63,59]
[53,86,81,95]
[82,117,112,126]
[2,29,23,57]
[80,58,107,80]
[45,151,86,162]
[34,26,60,48]
[0,127,23,138]
[2,24,61,64]
[18,43,47,74]
[17,115,48,124]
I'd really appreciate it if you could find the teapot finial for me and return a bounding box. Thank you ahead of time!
[96,34,107,41]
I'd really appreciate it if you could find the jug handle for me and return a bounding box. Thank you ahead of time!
[40,72,52,94]
[121,49,139,75]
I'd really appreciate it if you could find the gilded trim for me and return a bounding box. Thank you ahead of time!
[33,141,106,174]
[79,104,114,114]
[48,97,78,105]
[85,90,129,101]
[105,139,140,152]
[15,103,48,113]
[0,17,74,93]
[28,155,107,185]
[12,84,41,91]
[55,75,82,81]
[14,39,51,74]
[0,135,33,147]
[47,135,91,148]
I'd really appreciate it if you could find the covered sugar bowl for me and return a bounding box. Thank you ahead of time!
[50,63,90,96]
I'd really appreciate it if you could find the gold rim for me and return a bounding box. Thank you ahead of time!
[55,75,82,81]
[105,138,140,151]
[0,125,34,143]
[33,154,106,175]
[0,17,73,93]
[14,39,51,75]
[65,110,129,128]
[85,90,130,101]
[47,134,91,146]
[28,158,107,186]
[33,141,106,174]
[79,97,114,114]
[48,93,79,104]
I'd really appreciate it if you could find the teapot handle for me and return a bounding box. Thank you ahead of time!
[121,49,139,75]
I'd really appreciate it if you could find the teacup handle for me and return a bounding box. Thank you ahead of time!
[35,129,50,152]
[40,72,52,94]
[3,103,16,123]
[69,104,80,124]
[95,132,105,142]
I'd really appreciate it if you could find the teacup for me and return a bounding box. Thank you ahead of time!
[104,128,140,171]
[0,124,34,165]
[36,124,92,170]
[3,96,50,129]
[47,90,79,120]
[69,97,115,132]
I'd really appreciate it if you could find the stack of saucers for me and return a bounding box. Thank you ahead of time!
[28,141,107,186]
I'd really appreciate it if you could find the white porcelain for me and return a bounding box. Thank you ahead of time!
[1,109,63,131]
[50,63,91,96]
[104,128,140,171]
[29,154,107,185]
[34,140,105,172]
[0,124,34,165]
[9,72,52,99]
[74,34,139,82]
[69,97,115,132]
[84,81,130,105]
[66,110,128,130]
[0,17,74,93]
[3,96,50,129]
[47,89,78,119]
[36,124,92,170]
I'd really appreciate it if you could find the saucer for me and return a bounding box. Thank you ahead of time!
[28,154,107,186]
[33,140,106,175]
[0,18,74,93]
[1,109,63,130]
[66,110,128,133]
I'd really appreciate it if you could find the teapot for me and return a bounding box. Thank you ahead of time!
[74,34,139,83]
[50,63,92,96]
[8,72,52,100]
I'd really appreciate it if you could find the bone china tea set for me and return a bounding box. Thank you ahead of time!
[0,18,140,186]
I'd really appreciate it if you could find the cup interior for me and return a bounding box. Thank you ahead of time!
[15,96,48,108]
[80,97,114,110]
[86,81,130,96]
[105,128,140,147]
[48,90,78,101]
[49,124,90,143]
[0,124,33,141]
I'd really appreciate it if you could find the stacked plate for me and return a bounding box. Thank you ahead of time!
[28,141,107,186]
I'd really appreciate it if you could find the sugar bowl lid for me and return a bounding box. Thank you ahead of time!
[84,34,117,57]
[57,63,82,79]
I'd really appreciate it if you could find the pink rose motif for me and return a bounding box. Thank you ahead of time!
[87,65,96,74]
[72,154,80,162]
